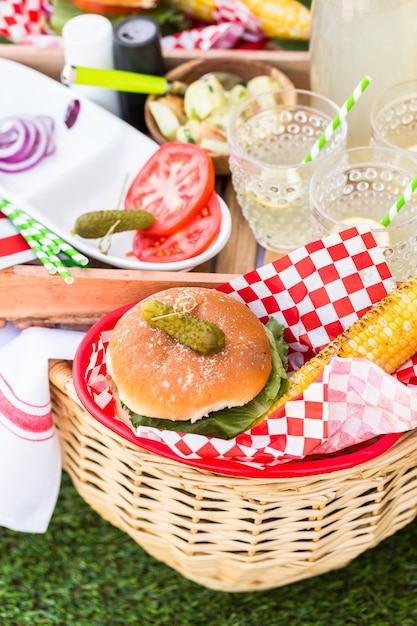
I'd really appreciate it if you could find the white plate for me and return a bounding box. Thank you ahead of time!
[0,58,231,271]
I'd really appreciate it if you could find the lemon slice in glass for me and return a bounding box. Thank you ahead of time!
[339,216,391,246]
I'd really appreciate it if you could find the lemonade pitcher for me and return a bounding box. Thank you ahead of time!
[309,0,417,147]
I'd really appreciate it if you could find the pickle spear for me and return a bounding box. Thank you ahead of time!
[141,299,225,355]
[73,209,155,238]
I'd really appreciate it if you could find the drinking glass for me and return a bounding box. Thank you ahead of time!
[370,79,417,154]
[228,89,347,254]
[310,146,417,282]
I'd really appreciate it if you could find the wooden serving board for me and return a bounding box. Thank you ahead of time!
[1,266,233,328]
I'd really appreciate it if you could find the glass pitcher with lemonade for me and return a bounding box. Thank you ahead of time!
[309,0,417,147]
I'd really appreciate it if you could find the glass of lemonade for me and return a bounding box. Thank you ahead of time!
[370,80,417,154]
[228,89,347,254]
[310,146,417,282]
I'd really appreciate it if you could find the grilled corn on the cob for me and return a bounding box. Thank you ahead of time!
[263,276,417,418]
[168,0,311,40]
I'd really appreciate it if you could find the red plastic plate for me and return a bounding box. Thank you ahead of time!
[72,303,401,479]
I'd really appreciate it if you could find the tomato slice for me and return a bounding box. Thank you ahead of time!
[132,192,221,263]
[124,143,215,236]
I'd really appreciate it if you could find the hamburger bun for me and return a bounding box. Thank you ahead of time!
[106,287,272,424]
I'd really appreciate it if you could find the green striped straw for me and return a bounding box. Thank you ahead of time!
[42,250,75,284]
[7,220,60,253]
[6,219,73,282]
[303,76,372,164]
[0,198,89,267]
[0,199,79,283]
[48,238,89,266]
[11,225,58,275]
[10,218,61,253]
[381,174,417,227]
[6,209,88,263]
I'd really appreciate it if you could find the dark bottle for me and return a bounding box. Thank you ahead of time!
[113,16,166,133]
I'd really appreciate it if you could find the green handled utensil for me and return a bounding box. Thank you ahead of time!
[61,65,243,96]
[61,64,188,96]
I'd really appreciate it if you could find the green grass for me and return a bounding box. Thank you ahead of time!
[2,472,417,626]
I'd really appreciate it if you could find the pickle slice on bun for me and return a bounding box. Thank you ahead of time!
[106,287,288,439]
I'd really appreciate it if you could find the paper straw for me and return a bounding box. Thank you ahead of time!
[302,76,372,164]
[5,220,61,253]
[24,223,89,265]
[11,227,58,275]
[44,237,89,266]
[0,198,89,267]
[0,199,76,283]
[6,207,88,263]
[381,174,417,227]
[45,251,75,284]
[12,220,61,254]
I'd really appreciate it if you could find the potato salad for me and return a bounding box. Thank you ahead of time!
[148,74,283,155]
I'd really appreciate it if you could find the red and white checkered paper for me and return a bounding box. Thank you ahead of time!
[0,0,47,42]
[84,226,417,471]
[162,23,244,52]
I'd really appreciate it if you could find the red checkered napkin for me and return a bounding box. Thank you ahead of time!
[162,23,244,52]
[161,0,264,51]
[314,356,417,454]
[84,226,417,470]
[0,0,45,42]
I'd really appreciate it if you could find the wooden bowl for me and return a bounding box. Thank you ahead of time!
[144,58,295,176]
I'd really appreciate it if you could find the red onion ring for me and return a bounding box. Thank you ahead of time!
[2,119,37,163]
[0,119,28,160]
[0,115,55,173]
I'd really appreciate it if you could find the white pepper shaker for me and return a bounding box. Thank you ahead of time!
[62,14,121,117]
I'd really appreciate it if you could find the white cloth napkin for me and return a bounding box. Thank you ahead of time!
[0,324,85,533]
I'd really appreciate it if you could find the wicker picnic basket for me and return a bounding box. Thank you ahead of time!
[49,359,417,592]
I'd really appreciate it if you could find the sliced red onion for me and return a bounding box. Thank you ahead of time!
[2,119,37,163]
[37,116,56,156]
[64,100,80,130]
[37,115,55,136]
[0,128,19,149]
[0,115,55,173]
[0,119,28,159]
